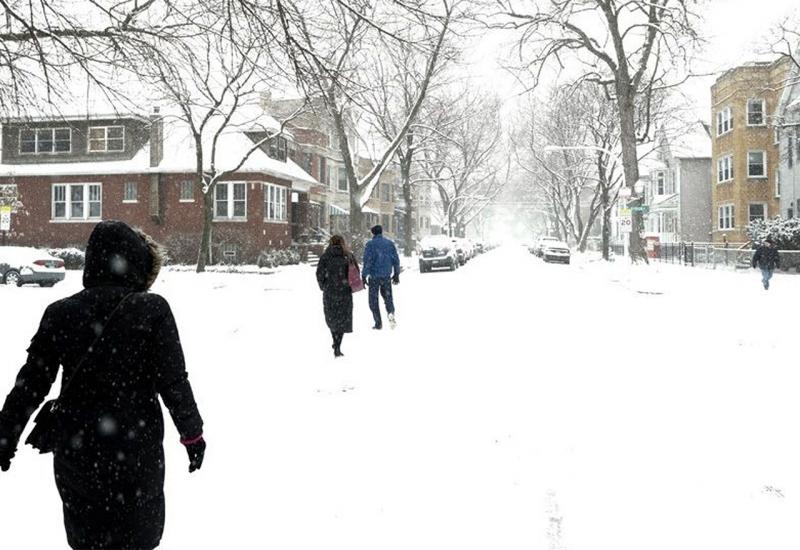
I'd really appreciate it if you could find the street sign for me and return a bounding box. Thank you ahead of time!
[631,206,650,214]
[0,206,11,231]
[619,208,632,233]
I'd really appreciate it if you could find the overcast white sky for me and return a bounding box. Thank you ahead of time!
[469,0,799,121]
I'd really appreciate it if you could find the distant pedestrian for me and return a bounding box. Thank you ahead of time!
[362,225,400,330]
[316,235,358,357]
[0,220,205,550]
[752,236,780,290]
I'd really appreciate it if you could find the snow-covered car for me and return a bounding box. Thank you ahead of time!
[419,236,458,273]
[0,247,66,287]
[541,241,571,264]
[533,236,559,257]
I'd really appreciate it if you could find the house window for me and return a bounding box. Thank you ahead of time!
[747,151,766,178]
[747,99,765,126]
[789,134,795,168]
[20,128,71,154]
[718,204,735,230]
[180,180,194,202]
[123,182,138,203]
[52,183,102,220]
[88,126,124,152]
[655,171,666,195]
[267,136,287,161]
[748,203,767,223]
[214,182,247,220]
[775,127,780,145]
[381,183,390,201]
[776,169,782,198]
[303,153,313,174]
[716,107,733,136]
[338,167,348,192]
[264,183,287,222]
[717,154,734,183]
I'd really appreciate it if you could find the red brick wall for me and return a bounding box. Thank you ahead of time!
[4,172,295,263]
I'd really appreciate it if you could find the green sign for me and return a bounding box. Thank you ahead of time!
[631,206,650,213]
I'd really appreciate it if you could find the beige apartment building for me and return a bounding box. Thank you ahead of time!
[710,57,790,243]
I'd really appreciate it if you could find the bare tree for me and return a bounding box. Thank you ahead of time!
[138,3,299,272]
[0,0,193,116]
[495,0,701,262]
[418,88,505,237]
[272,0,454,246]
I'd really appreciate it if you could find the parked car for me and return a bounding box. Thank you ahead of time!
[419,236,459,273]
[474,241,485,254]
[541,240,571,264]
[533,236,559,257]
[0,246,66,287]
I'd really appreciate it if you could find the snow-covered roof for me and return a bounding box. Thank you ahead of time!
[0,117,318,191]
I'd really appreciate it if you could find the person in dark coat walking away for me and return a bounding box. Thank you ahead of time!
[0,220,205,550]
[316,235,357,357]
[361,225,400,330]
[752,236,781,290]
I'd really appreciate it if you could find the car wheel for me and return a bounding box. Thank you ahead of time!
[39,282,55,287]
[4,270,22,287]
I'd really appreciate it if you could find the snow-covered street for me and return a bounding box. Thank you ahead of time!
[3,245,800,549]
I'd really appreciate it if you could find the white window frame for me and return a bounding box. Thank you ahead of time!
[51,183,102,222]
[213,181,247,221]
[747,150,767,179]
[337,166,348,192]
[87,125,125,153]
[19,127,72,155]
[179,180,195,202]
[748,202,768,223]
[718,204,735,231]
[746,98,766,126]
[776,169,782,198]
[123,181,138,203]
[264,183,288,222]
[716,107,733,136]
[717,154,734,183]
[655,171,666,195]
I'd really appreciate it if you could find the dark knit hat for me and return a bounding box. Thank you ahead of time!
[371,225,383,236]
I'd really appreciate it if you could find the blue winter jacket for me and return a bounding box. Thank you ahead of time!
[362,234,400,279]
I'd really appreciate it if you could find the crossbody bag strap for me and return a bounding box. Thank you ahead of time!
[56,293,134,404]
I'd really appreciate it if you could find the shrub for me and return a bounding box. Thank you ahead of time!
[48,248,85,270]
[257,248,301,268]
[747,217,800,250]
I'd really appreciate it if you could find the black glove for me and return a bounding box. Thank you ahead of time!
[0,436,16,472]
[362,277,368,287]
[182,436,206,473]
[392,274,400,285]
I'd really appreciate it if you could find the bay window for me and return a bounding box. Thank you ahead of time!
[264,183,287,222]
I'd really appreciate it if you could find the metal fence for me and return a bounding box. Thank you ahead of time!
[610,241,800,271]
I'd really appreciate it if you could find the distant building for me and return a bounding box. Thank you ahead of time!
[641,122,713,243]
[710,57,790,243]
[776,55,800,218]
[266,98,400,240]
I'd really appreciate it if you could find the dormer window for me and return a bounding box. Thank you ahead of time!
[88,126,125,152]
[19,128,71,154]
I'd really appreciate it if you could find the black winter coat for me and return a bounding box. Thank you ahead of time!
[0,221,203,550]
[752,244,780,270]
[316,245,355,334]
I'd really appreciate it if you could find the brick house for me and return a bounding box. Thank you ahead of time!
[0,112,318,263]
[266,98,400,240]
[710,57,790,243]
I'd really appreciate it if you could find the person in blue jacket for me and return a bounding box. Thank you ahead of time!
[361,225,400,329]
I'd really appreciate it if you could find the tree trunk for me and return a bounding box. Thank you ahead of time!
[401,136,415,257]
[197,185,214,273]
[601,186,611,261]
[616,88,646,263]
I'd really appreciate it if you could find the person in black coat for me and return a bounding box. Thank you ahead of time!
[0,220,205,550]
[316,235,357,357]
[751,236,781,290]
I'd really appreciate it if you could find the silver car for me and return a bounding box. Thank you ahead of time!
[0,246,66,287]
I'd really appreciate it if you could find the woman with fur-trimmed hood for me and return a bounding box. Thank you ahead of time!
[0,220,205,550]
